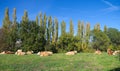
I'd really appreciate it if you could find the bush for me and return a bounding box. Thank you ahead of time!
[83,47,95,53]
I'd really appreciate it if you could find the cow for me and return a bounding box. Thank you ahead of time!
[113,50,120,55]
[66,51,77,55]
[107,48,113,55]
[0,51,6,54]
[15,49,26,55]
[26,51,33,55]
[95,50,102,55]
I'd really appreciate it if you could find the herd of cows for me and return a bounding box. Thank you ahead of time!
[0,50,78,56]
[0,48,120,56]
[95,48,120,55]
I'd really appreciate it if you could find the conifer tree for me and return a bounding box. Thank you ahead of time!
[10,8,18,50]
[2,8,11,50]
[2,8,11,34]
[20,10,29,50]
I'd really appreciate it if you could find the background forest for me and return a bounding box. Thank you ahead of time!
[0,8,120,53]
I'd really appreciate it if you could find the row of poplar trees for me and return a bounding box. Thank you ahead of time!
[0,8,120,53]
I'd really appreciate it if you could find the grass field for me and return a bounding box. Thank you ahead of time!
[0,53,120,71]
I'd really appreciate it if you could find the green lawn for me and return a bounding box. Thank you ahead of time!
[0,53,120,71]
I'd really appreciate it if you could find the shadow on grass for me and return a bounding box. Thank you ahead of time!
[109,68,120,71]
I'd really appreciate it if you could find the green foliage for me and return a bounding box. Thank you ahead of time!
[47,16,52,44]
[0,29,6,51]
[2,8,13,51]
[61,20,66,36]
[58,33,77,52]
[36,15,38,25]
[1,8,120,53]
[43,13,47,39]
[91,30,110,51]
[20,21,46,52]
[104,25,107,34]
[54,18,58,42]
[39,12,43,26]
[107,28,120,50]
[69,19,74,36]
[77,20,81,39]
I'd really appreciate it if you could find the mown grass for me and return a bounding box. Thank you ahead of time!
[0,53,120,71]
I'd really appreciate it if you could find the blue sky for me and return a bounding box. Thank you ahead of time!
[0,0,120,35]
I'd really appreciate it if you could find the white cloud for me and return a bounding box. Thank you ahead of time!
[102,0,119,12]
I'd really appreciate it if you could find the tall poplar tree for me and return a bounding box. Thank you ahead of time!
[81,22,86,50]
[48,16,52,43]
[104,25,107,34]
[85,22,90,47]
[43,13,47,39]
[39,12,43,26]
[77,20,81,39]
[69,19,74,36]
[54,18,58,42]
[36,15,38,25]
[61,20,66,36]
[52,19,55,43]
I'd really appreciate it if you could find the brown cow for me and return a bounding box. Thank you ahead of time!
[107,48,113,55]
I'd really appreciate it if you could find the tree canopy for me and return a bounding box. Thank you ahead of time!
[0,8,120,52]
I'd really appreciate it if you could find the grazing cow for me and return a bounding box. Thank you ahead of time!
[95,50,102,55]
[66,51,77,55]
[107,48,113,55]
[113,50,120,55]
[26,51,33,55]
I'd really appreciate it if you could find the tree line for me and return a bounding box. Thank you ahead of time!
[0,8,120,53]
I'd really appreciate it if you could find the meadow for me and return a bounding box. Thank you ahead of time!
[0,53,120,71]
